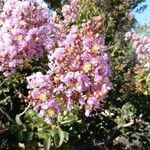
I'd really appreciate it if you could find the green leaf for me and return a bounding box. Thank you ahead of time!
[49,129,55,137]
[16,130,23,141]
[25,141,38,150]
[58,130,64,147]
[63,131,69,142]
[15,115,23,126]
[57,115,62,123]
[54,132,59,147]
[61,116,77,125]
[44,137,51,150]
[24,131,33,141]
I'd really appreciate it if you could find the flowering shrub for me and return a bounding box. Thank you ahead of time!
[27,16,111,123]
[0,0,149,149]
[0,0,54,76]
[125,32,150,94]
[0,0,112,148]
[61,0,80,24]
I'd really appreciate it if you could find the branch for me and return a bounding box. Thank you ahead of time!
[0,107,15,123]
[104,118,135,150]
[18,102,31,117]
[0,78,8,87]
[117,118,134,129]
[106,42,120,52]
[15,91,32,117]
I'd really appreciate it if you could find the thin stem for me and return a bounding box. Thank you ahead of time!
[18,102,31,117]
[103,118,136,150]
[0,107,15,123]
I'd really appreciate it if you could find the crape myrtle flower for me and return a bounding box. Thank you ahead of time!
[61,0,80,25]
[27,16,111,122]
[125,32,150,93]
[125,32,150,67]
[0,0,56,76]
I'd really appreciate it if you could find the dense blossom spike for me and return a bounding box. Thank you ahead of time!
[125,32,150,67]
[0,0,111,123]
[61,0,80,24]
[27,16,111,122]
[125,32,150,93]
[0,0,54,76]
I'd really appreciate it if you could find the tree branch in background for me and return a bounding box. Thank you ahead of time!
[0,107,15,123]
[18,102,31,117]
[117,118,134,129]
[104,118,141,150]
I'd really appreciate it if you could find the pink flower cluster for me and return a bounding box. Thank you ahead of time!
[125,32,150,67]
[26,72,62,124]
[27,16,111,123]
[0,0,54,76]
[0,0,111,123]
[61,0,80,24]
[125,32,150,93]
